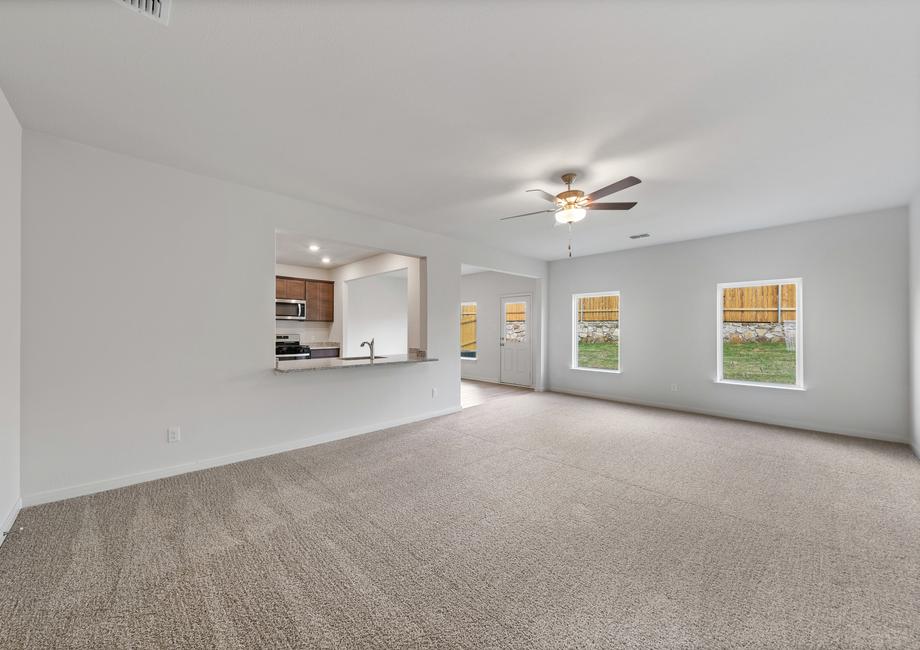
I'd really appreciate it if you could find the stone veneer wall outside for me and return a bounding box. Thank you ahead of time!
[505,321,527,342]
[576,320,619,343]
[574,320,795,345]
[723,321,796,345]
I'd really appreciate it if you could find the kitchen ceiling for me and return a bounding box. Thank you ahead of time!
[275,232,380,270]
[0,1,917,260]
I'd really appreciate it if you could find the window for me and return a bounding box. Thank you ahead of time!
[717,278,802,388]
[504,300,527,344]
[573,292,620,372]
[460,302,477,359]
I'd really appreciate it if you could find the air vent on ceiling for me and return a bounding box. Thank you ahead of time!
[115,0,171,25]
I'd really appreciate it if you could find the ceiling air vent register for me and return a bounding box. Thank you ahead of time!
[115,0,171,25]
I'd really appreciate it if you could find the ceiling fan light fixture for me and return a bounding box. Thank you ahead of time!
[555,206,587,224]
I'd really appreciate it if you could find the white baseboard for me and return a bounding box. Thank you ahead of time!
[462,376,543,391]
[461,375,502,385]
[548,387,909,445]
[23,406,462,507]
[0,498,22,549]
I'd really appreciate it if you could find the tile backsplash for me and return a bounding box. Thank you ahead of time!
[275,320,334,343]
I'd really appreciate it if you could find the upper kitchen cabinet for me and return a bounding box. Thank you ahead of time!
[276,276,306,301]
[275,275,333,321]
[306,280,334,322]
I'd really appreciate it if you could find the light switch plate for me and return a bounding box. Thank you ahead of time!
[167,426,181,443]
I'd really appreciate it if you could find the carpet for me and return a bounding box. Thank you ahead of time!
[1,392,918,648]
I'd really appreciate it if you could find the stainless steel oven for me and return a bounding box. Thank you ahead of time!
[276,299,306,320]
[276,334,311,360]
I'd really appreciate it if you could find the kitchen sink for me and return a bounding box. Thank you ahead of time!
[340,355,388,360]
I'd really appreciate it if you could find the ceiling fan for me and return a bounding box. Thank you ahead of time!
[501,172,641,256]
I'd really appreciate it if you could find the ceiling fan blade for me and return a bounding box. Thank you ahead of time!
[500,209,556,221]
[526,189,558,204]
[586,176,641,202]
[586,202,638,210]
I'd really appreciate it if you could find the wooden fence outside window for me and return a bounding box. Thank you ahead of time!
[576,295,620,322]
[504,302,526,322]
[722,284,797,323]
[461,303,477,353]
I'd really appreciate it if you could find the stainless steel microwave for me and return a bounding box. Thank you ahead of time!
[276,299,306,320]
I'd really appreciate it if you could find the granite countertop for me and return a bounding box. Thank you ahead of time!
[307,342,340,350]
[274,352,437,373]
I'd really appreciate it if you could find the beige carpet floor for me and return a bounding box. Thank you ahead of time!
[1,392,919,649]
[460,379,532,408]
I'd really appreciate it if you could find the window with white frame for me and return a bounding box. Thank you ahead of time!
[460,302,477,359]
[717,278,802,388]
[572,292,620,371]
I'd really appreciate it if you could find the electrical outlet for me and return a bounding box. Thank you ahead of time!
[431,387,438,399]
[167,426,181,443]
[670,383,679,392]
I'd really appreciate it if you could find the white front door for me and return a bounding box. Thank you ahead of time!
[500,295,532,387]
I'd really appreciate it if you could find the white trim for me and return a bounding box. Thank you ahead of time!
[0,498,22,549]
[572,290,621,373]
[714,379,805,391]
[547,388,908,445]
[570,366,621,374]
[22,406,461,507]
[461,376,503,385]
[716,277,803,388]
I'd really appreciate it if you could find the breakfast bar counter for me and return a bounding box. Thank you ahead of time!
[274,352,437,373]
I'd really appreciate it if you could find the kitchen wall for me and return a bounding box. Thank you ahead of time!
[331,253,424,350]
[548,207,910,443]
[274,263,334,343]
[20,131,547,504]
[0,85,21,537]
[344,269,409,356]
[460,271,539,385]
[275,263,331,281]
[910,190,920,455]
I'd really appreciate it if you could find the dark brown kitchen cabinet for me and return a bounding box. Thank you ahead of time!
[310,347,340,359]
[275,276,333,321]
[275,276,305,301]
[305,280,334,322]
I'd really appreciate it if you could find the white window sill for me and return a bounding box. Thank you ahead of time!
[715,379,805,391]
[571,366,621,374]
[461,357,477,362]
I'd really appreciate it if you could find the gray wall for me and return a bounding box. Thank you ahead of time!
[548,208,910,443]
[19,131,546,505]
[0,86,21,533]
[344,270,408,357]
[460,271,540,387]
[910,191,920,454]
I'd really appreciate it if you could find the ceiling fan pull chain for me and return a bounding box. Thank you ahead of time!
[568,223,573,258]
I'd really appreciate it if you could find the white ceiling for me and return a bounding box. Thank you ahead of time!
[0,1,918,260]
[275,231,380,269]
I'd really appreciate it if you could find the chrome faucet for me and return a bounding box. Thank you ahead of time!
[361,338,375,362]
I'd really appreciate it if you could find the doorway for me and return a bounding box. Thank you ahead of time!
[459,265,542,392]
[500,295,532,387]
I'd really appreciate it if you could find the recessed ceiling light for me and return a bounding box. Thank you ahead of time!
[321,256,331,264]
[308,244,320,252]
[629,233,650,240]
